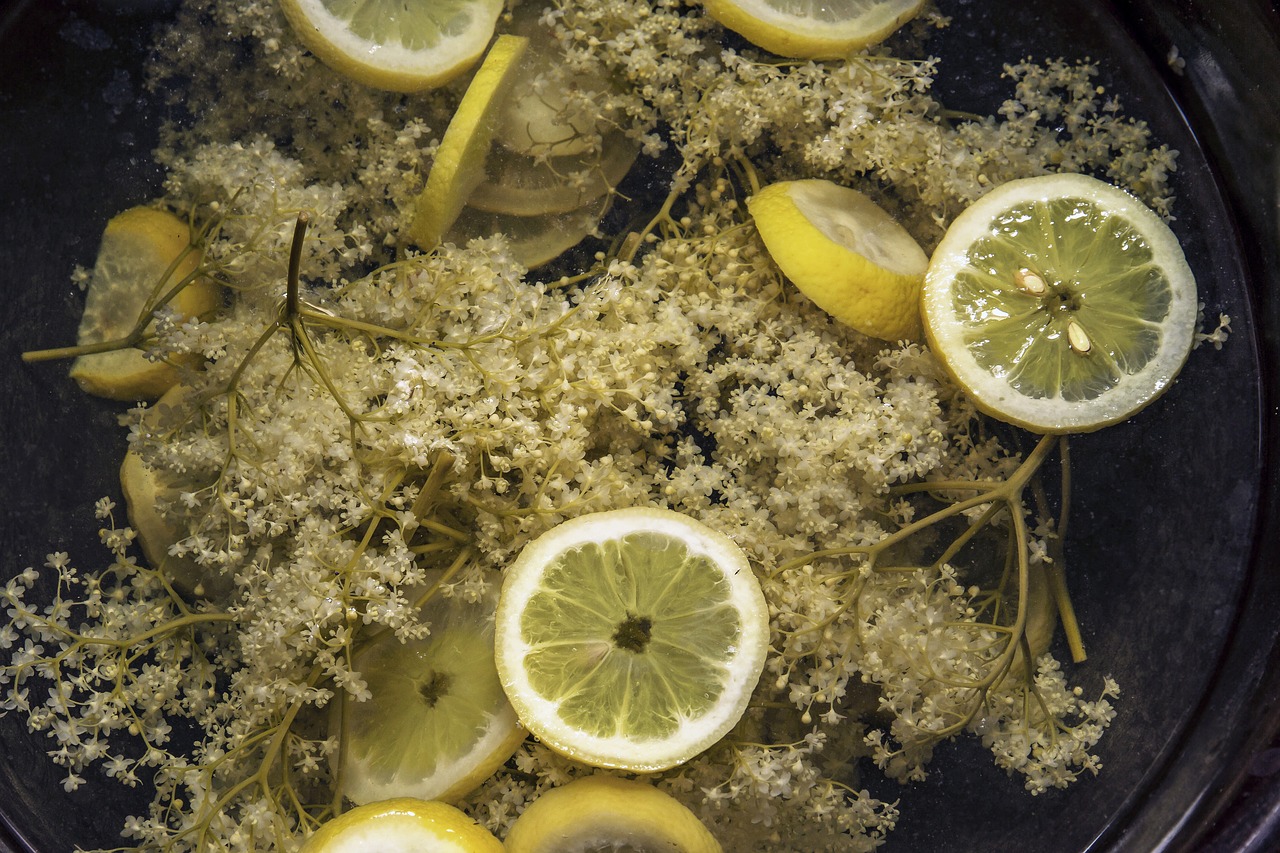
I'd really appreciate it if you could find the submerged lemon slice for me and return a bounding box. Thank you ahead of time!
[335,583,526,805]
[300,798,503,853]
[470,132,639,217]
[748,179,928,341]
[70,206,217,401]
[702,0,925,60]
[921,173,1198,434]
[279,0,503,92]
[494,508,769,773]
[505,775,723,853]
[408,34,529,250]
[447,195,608,270]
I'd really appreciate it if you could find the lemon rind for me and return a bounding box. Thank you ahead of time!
[494,508,769,773]
[921,173,1198,434]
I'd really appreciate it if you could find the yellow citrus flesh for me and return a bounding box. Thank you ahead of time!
[921,173,1198,434]
[279,0,503,93]
[748,179,928,341]
[494,508,769,773]
[702,0,924,60]
[408,34,530,250]
[505,775,723,853]
[335,584,526,806]
[300,798,503,853]
[70,206,217,401]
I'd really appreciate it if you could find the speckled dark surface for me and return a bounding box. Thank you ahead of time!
[1,1,1276,851]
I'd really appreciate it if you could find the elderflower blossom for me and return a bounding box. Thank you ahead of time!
[0,0,1181,849]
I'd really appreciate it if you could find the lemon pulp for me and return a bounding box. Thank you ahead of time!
[279,0,503,92]
[70,206,217,401]
[494,508,769,772]
[336,583,525,805]
[749,179,928,341]
[921,173,1198,434]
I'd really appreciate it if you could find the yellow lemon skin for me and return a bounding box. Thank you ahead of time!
[702,0,924,61]
[505,776,723,853]
[748,180,927,342]
[70,206,217,401]
[279,0,503,93]
[300,798,503,853]
[408,34,530,250]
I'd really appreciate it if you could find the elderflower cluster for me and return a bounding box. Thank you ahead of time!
[0,0,1167,849]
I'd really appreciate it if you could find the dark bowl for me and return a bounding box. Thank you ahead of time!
[1,1,1277,850]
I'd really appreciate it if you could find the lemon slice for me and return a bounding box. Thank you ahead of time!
[407,34,529,250]
[494,508,769,773]
[335,583,526,805]
[470,132,639,217]
[120,384,231,600]
[300,798,503,853]
[120,454,233,602]
[702,0,925,60]
[279,0,503,93]
[70,206,217,401]
[748,179,928,341]
[505,775,723,853]
[447,195,608,269]
[493,0,624,160]
[921,173,1198,434]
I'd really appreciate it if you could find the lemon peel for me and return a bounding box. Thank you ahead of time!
[702,0,925,60]
[921,173,1198,434]
[505,775,723,853]
[334,581,526,806]
[407,34,530,250]
[748,179,928,341]
[299,798,503,853]
[279,0,503,93]
[494,508,769,773]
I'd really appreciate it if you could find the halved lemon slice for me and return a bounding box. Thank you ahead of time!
[70,206,218,401]
[505,775,722,853]
[334,582,526,805]
[921,173,1198,434]
[407,34,529,250]
[702,0,925,60]
[279,0,503,92]
[299,798,503,853]
[748,179,928,341]
[494,508,769,773]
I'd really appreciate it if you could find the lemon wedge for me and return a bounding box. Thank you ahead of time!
[279,0,503,93]
[702,0,925,60]
[494,508,769,773]
[921,173,1198,434]
[335,582,526,805]
[505,775,722,853]
[748,179,928,341]
[300,798,503,853]
[70,206,217,401]
[407,34,529,250]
